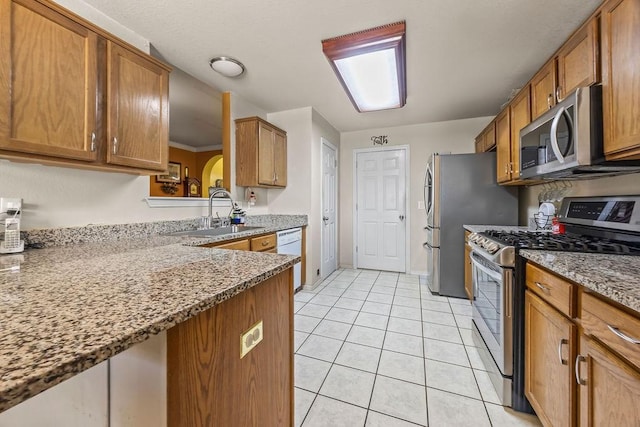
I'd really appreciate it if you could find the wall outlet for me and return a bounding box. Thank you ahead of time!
[240,320,263,359]
[0,198,22,216]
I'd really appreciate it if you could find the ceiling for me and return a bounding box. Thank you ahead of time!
[83,0,601,136]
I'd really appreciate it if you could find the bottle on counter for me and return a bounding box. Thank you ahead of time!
[552,216,565,235]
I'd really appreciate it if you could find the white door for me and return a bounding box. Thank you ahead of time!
[321,139,338,278]
[355,148,407,272]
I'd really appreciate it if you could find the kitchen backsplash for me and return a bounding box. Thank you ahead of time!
[519,172,640,225]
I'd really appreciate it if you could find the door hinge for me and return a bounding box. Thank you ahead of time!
[356,245,358,252]
[334,159,337,168]
[355,203,358,211]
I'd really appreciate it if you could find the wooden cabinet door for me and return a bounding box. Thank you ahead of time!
[557,19,599,101]
[509,86,531,180]
[257,121,275,185]
[0,0,98,161]
[531,60,557,120]
[601,0,640,159]
[578,336,640,427]
[168,271,292,427]
[525,290,577,427]
[495,108,511,183]
[273,129,287,187]
[475,135,484,153]
[215,239,250,251]
[106,42,168,171]
[464,243,473,301]
[484,122,496,151]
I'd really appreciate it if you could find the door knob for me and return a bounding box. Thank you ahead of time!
[323,216,329,223]
[399,215,405,220]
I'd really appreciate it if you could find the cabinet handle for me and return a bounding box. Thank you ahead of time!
[112,137,118,155]
[275,173,278,182]
[575,355,587,385]
[556,86,562,103]
[535,282,550,294]
[547,93,553,109]
[557,338,568,365]
[90,132,97,152]
[607,325,640,345]
[261,240,269,246]
[504,164,509,175]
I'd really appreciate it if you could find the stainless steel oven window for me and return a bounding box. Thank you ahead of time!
[471,251,513,376]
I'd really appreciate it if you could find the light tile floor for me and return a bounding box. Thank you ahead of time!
[294,268,542,427]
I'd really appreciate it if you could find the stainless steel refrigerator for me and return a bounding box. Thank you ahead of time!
[423,152,518,298]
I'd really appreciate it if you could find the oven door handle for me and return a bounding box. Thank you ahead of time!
[470,252,503,281]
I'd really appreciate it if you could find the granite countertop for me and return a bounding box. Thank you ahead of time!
[0,215,306,413]
[520,250,640,313]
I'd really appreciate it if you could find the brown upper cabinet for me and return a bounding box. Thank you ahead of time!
[531,18,599,122]
[106,42,169,171]
[601,0,640,160]
[495,108,512,183]
[557,19,599,101]
[0,0,170,174]
[508,85,531,182]
[475,121,496,153]
[236,117,287,188]
[531,60,557,120]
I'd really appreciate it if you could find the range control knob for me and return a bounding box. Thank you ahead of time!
[468,232,479,243]
[486,242,500,254]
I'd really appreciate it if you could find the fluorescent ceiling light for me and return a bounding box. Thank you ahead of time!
[322,21,406,112]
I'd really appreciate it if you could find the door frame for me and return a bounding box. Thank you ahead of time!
[320,138,339,280]
[352,145,410,273]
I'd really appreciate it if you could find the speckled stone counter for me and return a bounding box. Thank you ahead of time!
[22,214,307,248]
[0,221,303,412]
[520,250,640,313]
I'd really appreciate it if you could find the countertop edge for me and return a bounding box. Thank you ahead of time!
[520,250,640,314]
[0,241,301,412]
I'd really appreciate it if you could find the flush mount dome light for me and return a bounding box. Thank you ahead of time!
[322,21,406,112]
[209,56,245,77]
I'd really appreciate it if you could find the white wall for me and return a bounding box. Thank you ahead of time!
[266,107,340,285]
[339,116,492,274]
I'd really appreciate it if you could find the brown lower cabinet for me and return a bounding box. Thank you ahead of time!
[525,290,577,427]
[577,335,640,426]
[167,269,293,427]
[525,261,640,427]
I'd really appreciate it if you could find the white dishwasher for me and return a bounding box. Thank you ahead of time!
[276,228,302,291]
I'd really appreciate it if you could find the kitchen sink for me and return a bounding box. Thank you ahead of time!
[169,225,265,237]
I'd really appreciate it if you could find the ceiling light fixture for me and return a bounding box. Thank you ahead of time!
[322,21,406,113]
[209,56,246,77]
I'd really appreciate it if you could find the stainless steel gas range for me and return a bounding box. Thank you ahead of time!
[467,195,640,413]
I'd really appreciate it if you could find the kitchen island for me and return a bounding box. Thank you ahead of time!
[0,215,305,425]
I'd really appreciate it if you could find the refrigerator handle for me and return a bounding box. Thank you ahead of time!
[425,163,433,217]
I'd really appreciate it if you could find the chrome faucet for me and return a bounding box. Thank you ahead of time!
[207,188,235,228]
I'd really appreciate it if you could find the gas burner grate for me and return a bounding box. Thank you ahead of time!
[479,230,640,256]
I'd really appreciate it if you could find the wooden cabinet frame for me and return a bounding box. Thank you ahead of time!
[0,0,170,174]
[236,117,287,188]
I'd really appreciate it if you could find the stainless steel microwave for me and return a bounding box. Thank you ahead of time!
[519,86,640,179]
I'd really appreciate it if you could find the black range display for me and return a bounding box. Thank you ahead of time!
[567,201,635,224]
